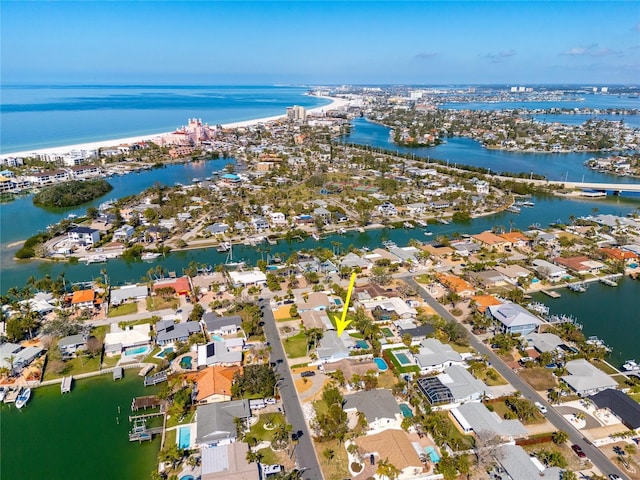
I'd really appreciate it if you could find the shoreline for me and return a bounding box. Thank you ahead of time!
[0,95,349,159]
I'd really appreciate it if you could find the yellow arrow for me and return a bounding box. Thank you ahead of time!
[334,272,357,337]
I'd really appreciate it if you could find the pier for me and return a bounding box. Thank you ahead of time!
[541,290,561,298]
[144,371,167,386]
[131,395,162,411]
[113,367,123,381]
[61,376,73,394]
[138,365,154,377]
[3,388,19,404]
[600,274,622,287]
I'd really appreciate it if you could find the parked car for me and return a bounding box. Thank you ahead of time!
[534,401,548,414]
[609,475,622,480]
[571,444,586,458]
[265,397,276,405]
[301,371,316,378]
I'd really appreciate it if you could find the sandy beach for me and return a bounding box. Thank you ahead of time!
[1,95,350,159]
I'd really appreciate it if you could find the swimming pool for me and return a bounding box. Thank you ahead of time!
[180,356,193,369]
[355,340,369,349]
[212,334,223,341]
[399,403,413,418]
[125,345,150,356]
[374,357,388,372]
[394,352,412,365]
[382,327,394,338]
[178,426,191,449]
[424,446,440,463]
[180,475,194,480]
[333,298,342,306]
[155,347,174,358]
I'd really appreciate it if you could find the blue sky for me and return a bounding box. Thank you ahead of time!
[1,1,639,84]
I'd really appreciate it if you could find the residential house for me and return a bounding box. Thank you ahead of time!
[394,319,435,343]
[26,169,69,185]
[360,296,417,320]
[471,295,503,314]
[298,292,332,312]
[413,338,465,373]
[110,284,148,306]
[405,202,428,216]
[437,273,476,297]
[498,231,529,249]
[0,343,45,374]
[201,313,243,337]
[532,259,567,282]
[493,264,533,284]
[152,276,191,296]
[561,359,618,396]
[451,402,528,440]
[195,399,251,447]
[417,365,488,405]
[469,270,508,289]
[524,333,564,355]
[354,430,423,480]
[113,225,135,242]
[190,365,241,403]
[198,341,243,367]
[155,319,201,345]
[316,330,355,363]
[70,289,95,310]
[590,389,640,431]
[343,389,402,431]
[269,212,287,227]
[67,226,100,246]
[201,442,259,480]
[493,445,563,480]
[206,223,229,235]
[553,256,606,275]
[104,323,151,356]
[487,302,542,335]
[339,252,372,270]
[313,207,332,223]
[471,231,511,252]
[228,270,267,288]
[250,216,269,231]
[58,334,88,357]
[377,201,398,216]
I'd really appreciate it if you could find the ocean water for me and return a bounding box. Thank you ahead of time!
[0,85,330,153]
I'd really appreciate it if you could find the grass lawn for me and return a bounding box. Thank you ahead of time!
[591,359,620,375]
[450,343,473,354]
[43,355,102,380]
[472,366,508,386]
[257,447,278,465]
[488,399,546,425]
[377,370,399,389]
[147,296,178,311]
[283,331,308,358]
[521,440,588,471]
[315,439,350,480]
[165,429,177,448]
[91,325,109,340]
[249,413,286,442]
[107,302,138,317]
[518,367,558,391]
[166,410,196,429]
[102,355,121,368]
[384,350,420,374]
[630,392,640,403]
[414,274,432,284]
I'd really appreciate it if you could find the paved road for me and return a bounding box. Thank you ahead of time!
[405,278,629,480]
[259,298,323,480]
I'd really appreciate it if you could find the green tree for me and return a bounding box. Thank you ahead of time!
[552,430,568,445]
[188,303,205,322]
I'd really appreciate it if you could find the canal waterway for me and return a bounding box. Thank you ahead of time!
[0,373,160,480]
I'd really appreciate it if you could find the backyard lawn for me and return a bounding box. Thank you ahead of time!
[315,438,350,480]
[146,296,178,311]
[283,331,308,358]
[43,355,102,380]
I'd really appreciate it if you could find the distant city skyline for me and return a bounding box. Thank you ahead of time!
[1,1,639,85]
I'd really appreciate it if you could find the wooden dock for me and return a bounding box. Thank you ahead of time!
[138,365,154,377]
[132,395,161,411]
[3,388,18,404]
[144,371,167,387]
[113,367,124,381]
[541,290,561,298]
[61,376,73,394]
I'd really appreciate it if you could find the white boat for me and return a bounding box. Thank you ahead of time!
[141,252,161,261]
[568,282,587,293]
[415,220,427,227]
[216,242,231,252]
[338,228,347,234]
[622,360,640,372]
[0,386,6,402]
[15,387,31,409]
[66,213,78,220]
[521,201,535,207]
[312,232,320,241]
[403,221,414,228]
[507,205,521,214]
[424,231,433,236]
[382,240,397,249]
[86,255,107,264]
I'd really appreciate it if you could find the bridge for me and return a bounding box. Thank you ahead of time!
[492,175,640,194]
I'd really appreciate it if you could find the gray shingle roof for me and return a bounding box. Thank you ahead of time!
[343,389,400,423]
[196,400,251,446]
[590,388,640,430]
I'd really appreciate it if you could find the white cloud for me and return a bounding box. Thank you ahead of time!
[480,50,516,63]
[561,43,621,57]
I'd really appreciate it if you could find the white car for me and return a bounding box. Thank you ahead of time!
[265,397,276,405]
[534,401,548,414]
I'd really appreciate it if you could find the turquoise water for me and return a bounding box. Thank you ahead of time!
[180,357,193,369]
[125,345,150,356]
[374,357,388,371]
[399,403,413,418]
[425,446,441,463]
[0,374,160,479]
[355,340,369,349]
[156,347,174,358]
[395,352,412,365]
[178,426,191,449]
[212,335,223,341]
[180,476,195,480]
[1,85,330,154]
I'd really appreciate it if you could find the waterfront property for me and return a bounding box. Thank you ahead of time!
[487,302,542,335]
[560,359,618,396]
[104,323,151,356]
[200,442,259,480]
[195,399,251,447]
[589,388,640,431]
[155,319,201,345]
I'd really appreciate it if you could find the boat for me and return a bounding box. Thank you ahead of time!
[527,302,550,316]
[338,227,347,234]
[66,213,78,220]
[600,277,618,287]
[403,221,414,228]
[415,219,427,227]
[216,242,231,252]
[141,252,161,261]
[424,231,433,236]
[15,387,31,409]
[437,218,450,225]
[507,205,521,214]
[0,386,6,402]
[312,232,320,241]
[622,360,640,372]
[85,255,107,264]
[568,282,587,293]
[382,240,397,249]
[528,223,541,230]
[521,201,535,207]
[192,177,201,183]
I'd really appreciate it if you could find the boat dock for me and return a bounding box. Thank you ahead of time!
[132,395,162,411]
[600,274,622,287]
[61,376,73,394]
[541,290,561,298]
[144,371,167,387]
[3,388,19,404]
[113,367,123,381]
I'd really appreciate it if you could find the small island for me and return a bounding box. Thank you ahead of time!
[33,178,113,208]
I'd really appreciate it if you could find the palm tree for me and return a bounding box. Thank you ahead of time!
[376,458,401,480]
[322,447,335,464]
[272,422,292,450]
